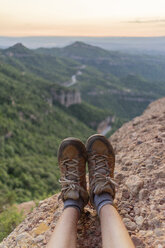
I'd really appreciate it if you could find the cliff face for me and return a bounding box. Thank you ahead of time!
[1,98,165,248]
[51,89,81,107]
[110,97,165,248]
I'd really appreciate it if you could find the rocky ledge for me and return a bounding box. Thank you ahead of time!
[1,98,165,248]
[51,89,81,107]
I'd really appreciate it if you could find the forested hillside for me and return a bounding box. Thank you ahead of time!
[0,41,165,204]
[36,41,165,81]
[0,62,95,204]
[36,42,165,126]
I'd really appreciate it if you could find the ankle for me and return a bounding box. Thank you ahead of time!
[63,198,84,216]
[94,192,113,216]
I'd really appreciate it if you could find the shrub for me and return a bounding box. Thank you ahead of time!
[0,206,23,242]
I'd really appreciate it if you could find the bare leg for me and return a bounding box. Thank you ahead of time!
[47,207,79,248]
[100,204,135,248]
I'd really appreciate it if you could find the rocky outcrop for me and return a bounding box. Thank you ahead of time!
[1,98,165,248]
[51,89,81,107]
[110,97,165,248]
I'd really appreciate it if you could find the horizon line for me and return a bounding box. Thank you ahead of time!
[0,35,165,38]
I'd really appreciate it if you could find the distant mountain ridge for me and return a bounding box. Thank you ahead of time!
[1,42,165,122]
[4,43,32,55]
[1,36,165,54]
[35,41,165,81]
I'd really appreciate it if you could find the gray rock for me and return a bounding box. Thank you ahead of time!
[115,173,125,182]
[157,244,163,248]
[135,216,144,227]
[34,235,44,243]
[125,175,144,196]
[0,245,6,248]
[134,206,140,215]
[122,188,130,199]
[154,228,164,237]
[139,189,148,200]
[16,232,31,242]
[146,163,154,169]
[148,218,162,229]
[131,235,144,247]
[123,218,136,231]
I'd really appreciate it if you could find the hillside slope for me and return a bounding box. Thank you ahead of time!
[2,43,165,130]
[36,41,165,123]
[0,62,94,203]
[36,41,165,81]
[1,98,164,248]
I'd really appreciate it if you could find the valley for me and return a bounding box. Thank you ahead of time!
[63,65,86,87]
[0,41,165,240]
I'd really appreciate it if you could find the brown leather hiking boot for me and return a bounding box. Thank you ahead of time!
[58,137,89,206]
[86,134,116,206]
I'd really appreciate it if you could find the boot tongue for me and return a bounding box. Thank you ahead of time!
[67,174,75,180]
[67,190,79,200]
[94,183,114,196]
[97,167,107,175]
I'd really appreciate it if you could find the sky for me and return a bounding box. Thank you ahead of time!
[0,0,165,37]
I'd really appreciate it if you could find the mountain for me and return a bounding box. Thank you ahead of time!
[36,41,165,81]
[35,42,165,124]
[36,41,111,58]
[1,36,165,54]
[1,97,165,247]
[3,43,32,55]
[3,43,165,125]
[1,43,81,84]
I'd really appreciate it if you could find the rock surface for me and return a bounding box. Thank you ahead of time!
[1,98,165,248]
[51,89,81,107]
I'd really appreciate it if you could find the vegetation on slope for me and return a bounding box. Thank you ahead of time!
[1,42,165,205]
[0,62,94,204]
[1,43,80,84]
[36,41,165,81]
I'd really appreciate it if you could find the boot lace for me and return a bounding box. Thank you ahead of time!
[89,153,117,191]
[59,158,85,199]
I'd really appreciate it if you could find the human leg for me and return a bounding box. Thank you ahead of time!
[47,138,89,248]
[100,204,135,248]
[86,134,135,248]
[47,207,79,248]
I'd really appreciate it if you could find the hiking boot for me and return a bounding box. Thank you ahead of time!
[86,134,116,206]
[58,137,89,206]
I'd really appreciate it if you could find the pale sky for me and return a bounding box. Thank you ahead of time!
[0,0,165,36]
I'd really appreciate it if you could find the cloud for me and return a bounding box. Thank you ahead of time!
[125,19,165,24]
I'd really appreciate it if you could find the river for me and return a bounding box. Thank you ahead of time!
[100,125,112,136]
